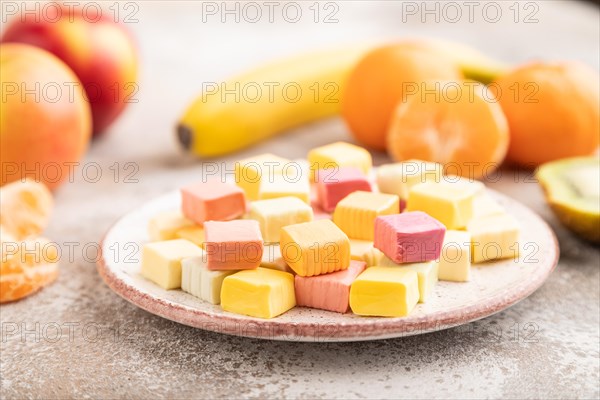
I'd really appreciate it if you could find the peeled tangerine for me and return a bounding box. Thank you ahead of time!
[1,236,59,303]
[536,157,600,243]
[0,180,57,302]
[0,179,53,240]
[387,81,509,180]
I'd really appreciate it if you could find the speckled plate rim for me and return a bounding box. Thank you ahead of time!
[97,189,559,342]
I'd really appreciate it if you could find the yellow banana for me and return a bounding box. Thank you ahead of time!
[177,45,372,157]
[177,41,507,158]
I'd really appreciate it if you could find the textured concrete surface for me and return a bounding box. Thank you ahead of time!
[1,1,599,398]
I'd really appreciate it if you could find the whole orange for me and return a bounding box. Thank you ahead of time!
[341,44,463,150]
[493,62,599,167]
[0,44,92,189]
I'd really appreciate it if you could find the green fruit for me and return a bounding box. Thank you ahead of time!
[417,38,510,84]
[536,157,600,243]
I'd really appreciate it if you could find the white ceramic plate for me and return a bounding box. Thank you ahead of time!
[98,189,558,342]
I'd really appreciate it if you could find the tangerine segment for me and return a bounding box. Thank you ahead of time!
[342,44,462,151]
[386,81,509,180]
[0,237,59,303]
[493,62,600,167]
[0,179,53,240]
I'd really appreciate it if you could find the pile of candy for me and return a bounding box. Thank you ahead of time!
[143,142,520,319]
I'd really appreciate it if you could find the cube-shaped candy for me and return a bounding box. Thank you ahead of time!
[349,240,384,267]
[345,240,382,266]
[472,193,505,219]
[377,257,438,303]
[280,219,350,277]
[181,180,246,224]
[295,260,366,313]
[437,230,471,282]
[235,153,290,200]
[364,247,384,267]
[204,220,263,270]
[376,160,442,201]
[248,197,313,243]
[261,244,294,274]
[181,254,201,295]
[467,214,520,263]
[141,239,204,289]
[407,182,475,229]
[403,261,438,303]
[316,167,372,212]
[310,201,334,221]
[181,254,235,304]
[258,173,310,204]
[220,267,296,319]
[148,210,194,241]
[349,267,419,317]
[308,141,372,181]
[374,212,445,264]
[349,239,374,262]
[175,225,205,247]
[440,175,485,196]
[333,191,400,240]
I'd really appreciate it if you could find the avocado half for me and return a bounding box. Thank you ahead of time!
[536,157,600,244]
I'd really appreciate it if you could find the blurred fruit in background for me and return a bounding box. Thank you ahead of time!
[0,178,53,240]
[493,62,600,167]
[178,39,510,158]
[0,44,91,189]
[341,43,462,151]
[0,235,59,303]
[178,46,370,157]
[0,180,58,303]
[386,81,509,179]
[409,39,510,84]
[2,3,138,136]
[537,157,600,243]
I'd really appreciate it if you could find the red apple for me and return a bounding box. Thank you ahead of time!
[2,4,138,136]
